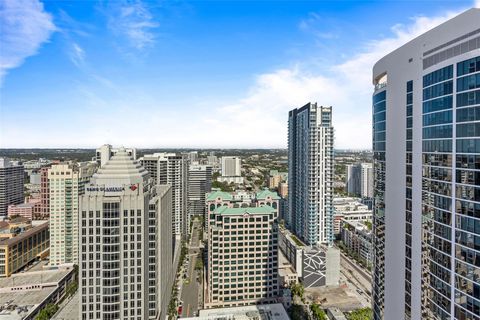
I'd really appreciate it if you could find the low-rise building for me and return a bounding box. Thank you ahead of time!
[278,228,339,288]
[332,197,372,235]
[0,221,49,277]
[278,252,298,287]
[0,265,75,320]
[7,198,42,221]
[340,220,373,267]
[217,176,244,184]
[183,303,289,320]
[327,308,348,320]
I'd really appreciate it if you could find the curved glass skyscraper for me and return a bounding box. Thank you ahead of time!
[372,8,480,320]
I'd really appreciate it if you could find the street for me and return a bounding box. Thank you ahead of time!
[180,218,203,317]
[339,251,372,307]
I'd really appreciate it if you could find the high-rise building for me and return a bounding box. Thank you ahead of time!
[371,9,480,320]
[360,163,373,198]
[0,158,24,218]
[278,182,288,198]
[79,149,173,320]
[346,163,373,198]
[207,155,218,165]
[188,164,212,217]
[221,156,241,176]
[94,144,137,167]
[187,151,198,163]
[206,205,279,308]
[346,164,361,195]
[287,103,334,245]
[140,153,189,237]
[39,166,50,219]
[48,163,95,265]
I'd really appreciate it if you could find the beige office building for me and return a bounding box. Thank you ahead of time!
[48,163,95,266]
[206,205,279,308]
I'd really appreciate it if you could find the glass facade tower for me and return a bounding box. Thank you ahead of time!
[371,8,480,320]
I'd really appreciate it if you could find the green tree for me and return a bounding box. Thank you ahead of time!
[35,304,59,320]
[289,304,308,320]
[364,221,372,230]
[167,297,177,319]
[66,282,78,297]
[290,283,305,299]
[310,303,327,320]
[346,307,373,320]
[195,255,203,271]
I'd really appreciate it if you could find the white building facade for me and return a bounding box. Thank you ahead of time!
[94,144,137,167]
[287,103,334,245]
[79,149,173,320]
[140,153,189,238]
[221,156,241,177]
[372,9,480,320]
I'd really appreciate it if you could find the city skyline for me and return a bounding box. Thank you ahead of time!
[1,0,479,149]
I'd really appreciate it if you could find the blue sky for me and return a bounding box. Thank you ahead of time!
[0,0,478,149]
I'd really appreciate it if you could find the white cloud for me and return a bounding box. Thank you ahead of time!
[0,0,56,84]
[194,8,464,149]
[475,0,480,8]
[107,0,159,50]
[299,12,339,40]
[69,43,86,67]
[1,5,473,149]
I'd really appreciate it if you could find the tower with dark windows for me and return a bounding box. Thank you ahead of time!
[371,8,480,320]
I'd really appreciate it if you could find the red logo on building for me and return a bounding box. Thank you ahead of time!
[130,184,137,191]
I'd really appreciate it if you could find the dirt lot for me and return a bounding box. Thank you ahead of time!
[305,285,364,312]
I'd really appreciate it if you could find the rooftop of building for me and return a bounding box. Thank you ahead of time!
[140,152,182,159]
[183,303,289,320]
[0,217,31,234]
[255,188,280,200]
[279,227,306,247]
[342,220,372,234]
[373,8,480,77]
[52,291,79,320]
[0,267,74,320]
[92,147,149,185]
[333,198,371,213]
[0,159,23,169]
[327,308,348,320]
[333,197,363,204]
[8,203,36,209]
[0,222,48,246]
[213,205,275,215]
[207,190,234,201]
